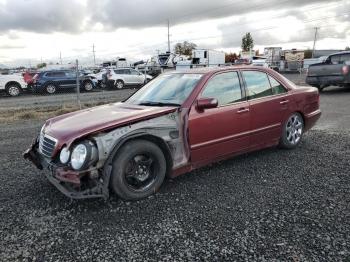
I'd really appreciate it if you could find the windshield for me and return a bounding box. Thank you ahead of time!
[126,73,203,106]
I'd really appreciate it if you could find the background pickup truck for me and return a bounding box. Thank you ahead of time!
[306,51,350,91]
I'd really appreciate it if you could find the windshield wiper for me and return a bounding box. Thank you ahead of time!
[138,101,181,107]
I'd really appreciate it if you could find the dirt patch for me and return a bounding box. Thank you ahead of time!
[0,101,108,123]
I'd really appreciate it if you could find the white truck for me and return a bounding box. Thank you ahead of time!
[192,49,225,67]
[0,74,27,97]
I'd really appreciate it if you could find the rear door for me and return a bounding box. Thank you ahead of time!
[63,71,77,87]
[188,71,251,165]
[241,70,291,147]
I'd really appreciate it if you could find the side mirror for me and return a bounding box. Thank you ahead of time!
[196,97,218,111]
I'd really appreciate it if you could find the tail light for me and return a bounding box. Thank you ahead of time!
[32,74,38,83]
[342,65,349,75]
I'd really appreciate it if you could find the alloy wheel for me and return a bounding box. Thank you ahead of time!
[8,86,20,96]
[46,85,56,94]
[286,114,303,145]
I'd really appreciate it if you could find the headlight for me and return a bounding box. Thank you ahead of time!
[59,147,70,164]
[71,144,88,170]
[70,141,98,170]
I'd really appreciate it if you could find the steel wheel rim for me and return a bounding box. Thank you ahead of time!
[47,85,56,94]
[9,86,20,96]
[286,114,303,145]
[124,154,156,191]
[116,81,123,89]
[85,82,93,91]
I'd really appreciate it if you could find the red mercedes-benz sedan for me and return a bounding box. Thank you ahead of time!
[24,66,321,200]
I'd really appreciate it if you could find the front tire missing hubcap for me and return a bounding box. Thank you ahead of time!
[111,139,166,200]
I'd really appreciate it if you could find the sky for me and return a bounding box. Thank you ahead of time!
[0,0,349,67]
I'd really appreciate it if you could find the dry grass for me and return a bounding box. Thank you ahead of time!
[0,101,108,123]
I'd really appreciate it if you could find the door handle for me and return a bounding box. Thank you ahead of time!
[280,100,289,105]
[237,108,250,114]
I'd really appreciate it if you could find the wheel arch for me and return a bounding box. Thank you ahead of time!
[5,81,22,90]
[103,132,173,178]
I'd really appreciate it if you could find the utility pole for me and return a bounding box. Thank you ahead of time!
[167,19,171,53]
[92,44,96,65]
[59,51,62,65]
[312,27,319,58]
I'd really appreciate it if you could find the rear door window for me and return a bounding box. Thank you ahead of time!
[242,71,273,99]
[330,55,341,64]
[340,54,350,64]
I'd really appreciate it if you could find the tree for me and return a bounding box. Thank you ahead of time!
[225,52,238,63]
[36,62,47,69]
[345,46,350,51]
[241,33,254,51]
[304,49,313,59]
[174,41,197,56]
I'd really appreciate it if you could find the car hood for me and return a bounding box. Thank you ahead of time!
[43,102,177,148]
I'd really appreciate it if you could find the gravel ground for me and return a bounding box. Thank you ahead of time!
[0,75,349,261]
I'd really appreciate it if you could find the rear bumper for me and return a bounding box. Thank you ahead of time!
[23,140,109,199]
[304,109,321,131]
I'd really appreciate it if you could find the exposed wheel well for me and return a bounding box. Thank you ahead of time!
[111,134,173,177]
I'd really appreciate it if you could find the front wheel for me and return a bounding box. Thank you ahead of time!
[279,113,304,149]
[111,140,166,200]
[83,81,93,91]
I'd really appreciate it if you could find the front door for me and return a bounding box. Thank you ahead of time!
[188,71,251,166]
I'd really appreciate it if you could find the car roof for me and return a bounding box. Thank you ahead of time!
[169,65,271,75]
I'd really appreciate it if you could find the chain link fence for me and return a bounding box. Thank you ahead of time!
[0,59,307,123]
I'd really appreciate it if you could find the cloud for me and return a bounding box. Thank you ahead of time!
[0,44,26,49]
[216,0,350,48]
[0,0,344,33]
[0,0,86,33]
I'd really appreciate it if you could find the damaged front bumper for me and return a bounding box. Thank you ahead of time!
[23,140,111,200]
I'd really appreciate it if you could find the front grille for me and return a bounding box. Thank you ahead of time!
[39,133,57,158]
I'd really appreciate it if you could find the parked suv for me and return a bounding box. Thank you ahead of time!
[0,73,27,97]
[306,51,350,91]
[101,68,153,89]
[32,70,98,94]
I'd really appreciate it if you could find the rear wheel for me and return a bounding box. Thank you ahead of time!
[115,80,124,89]
[111,140,166,200]
[45,84,57,94]
[6,84,21,97]
[279,113,304,149]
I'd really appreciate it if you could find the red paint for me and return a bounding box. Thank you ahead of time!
[42,66,321,178]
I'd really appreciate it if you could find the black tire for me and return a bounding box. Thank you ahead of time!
[45,83,57,94]
[115,80,124,89]
[6,83,22,97]
[83,80,94,92]
[279,112,304,149]
[111,139,166,200]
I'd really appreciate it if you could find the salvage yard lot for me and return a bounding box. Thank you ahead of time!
[0,74,349,261]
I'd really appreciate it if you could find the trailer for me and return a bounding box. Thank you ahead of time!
[192,49,225,67]
[264,47,282,71]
